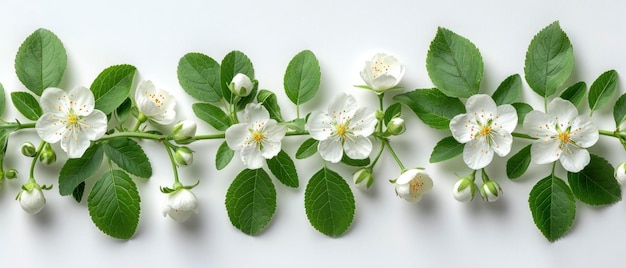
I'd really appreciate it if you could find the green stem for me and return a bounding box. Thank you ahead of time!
[99,131,167,142]
[29,141,46,181]
[163,141,181,187]
[469,169,477,182]
[512,132,537,140]
[481,168,490,183]
[544,97,548,114]
[551,162,556,177]
[296,105,301,119]
[599,129,626,139]
[377,93,384,134]
[0,122,36,130]
[383,139,406,172]
[367,142,386,170]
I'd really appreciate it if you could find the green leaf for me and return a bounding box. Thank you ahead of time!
[492,74,521,105]
[341,155,370,167]
[72,182,85,203]
[257,89,284,122]
[192,103,231,131]
[115,98,132,125]
[426,27,483,98]
[90,64,136,115]
[0,129,10,155]
[267,150,299,188]
[88,170,140,240]
[304,167,355,237]
[284,118,306,133]
[528,175,576,242]
[225,168,277,235]
[588,70,618,112]
[284,50,321,105]
[560,82,586,107]
[567,154,622,206]
[512,102,533,124]
[296,138,319,159]
[59,144,104,195]
[102,137,152,178]
[0,83,6,117]
[506,144,532,179]
[177,52,222,102]
[394,88,465,130]
[524,21,574,97]
[15,28,67,96]
[220,51,254,103]
[216,141,235,170]
[383,103,402,126]
[614,92,626,127]
[11,92,42,120]
[429,136,463,163]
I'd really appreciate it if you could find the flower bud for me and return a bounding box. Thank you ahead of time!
[452,177,476,202]
[21,142,37,157]
[18,183,46,214]
[4,169,17,180]
[353,169,374,190]
[174,147,194,166]
[480,181,502,202]
[229,73,254,97]
[39,143,56,165]
[163,188,199,222]
[395,169,433,203]
[172,120,197,144]
[615,162,626,185]
[386,117,406,136]
[375,110,385,120]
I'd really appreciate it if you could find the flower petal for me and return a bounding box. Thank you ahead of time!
[318,137,344,163]
[36,113,67,144]
[40,87,70,114]
[465,94,497,115]
[78,110,108,141]
[494,104,518,133]
[60,131,92,158]
[241,143,265,169]
[548,97,578,124]
[260,139,282,159]
[449,114,475,143]
[371,74,398,90]
[491,131,513,157]
[523,110,556,138]
[571,115,599,148]
[344,135,372,159]
[68,86,95,116]
[307,111,332,141]
[264,120,286,142]
[559,146,590,173]
[531,139,561,165]
[244,103,269,125]
[225,123,250,150]
[463,139,494,170]
[350,107,376,137]
[328,93,357,125]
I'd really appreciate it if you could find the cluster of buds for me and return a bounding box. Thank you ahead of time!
[452,174,502,202]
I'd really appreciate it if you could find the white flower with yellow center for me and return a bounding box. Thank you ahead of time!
[395,169,433,203]
[225,103,286,169]
[523,97,599,173]
[307,93,377,163]
[359,52,405,93]
[135,80,176,125]
[36,86,107,158]
[449,94,518,170]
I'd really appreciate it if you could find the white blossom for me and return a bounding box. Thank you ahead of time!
[163,189,199,222]
[19,187,46,214]
[359,52,405,93]
[395,169,433,203]
[135,80,176,125]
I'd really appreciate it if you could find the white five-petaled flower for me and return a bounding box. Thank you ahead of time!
[36,86,107,158]
[359,52,405,93]
[135,80,176,125]
[523,97,599,173]
[307,93,377,163]
[449,94,518,170]
[395,169,433,203]
[163,189,199,222]
[225,103,286,169]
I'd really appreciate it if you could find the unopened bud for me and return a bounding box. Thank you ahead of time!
[4,169,17,180]
[172,120,197,144]
[21,142,37,157]
[480,181,502,202]
[615,162,626,185]
[353,168,374,190]
[174,147,194,166]
[39,144,56,165]
[452,177,476,202]
[386,117,406,135]
[229,73,253,97]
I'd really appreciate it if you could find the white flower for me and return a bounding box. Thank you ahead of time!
[163,189,199,222]
[452,177,476,202]
[523,98,599,173]
[135,80,176,125]
[395,169,433,203]
[307,93,377,163]
[615,162,626,185]
[359,52,405,93]
[225,103,286,169]
[36,86,107,158]
[229,73,254,97]
[19,187,46,214]
[449,94,518,170]
[479,181,502,202]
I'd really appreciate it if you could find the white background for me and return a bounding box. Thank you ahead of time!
[0,0,625,267]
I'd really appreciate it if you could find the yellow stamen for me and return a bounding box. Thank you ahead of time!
[558,131,570,144]
[68,114,79,125]
[478,126,491,136]
[336,124,347,136]
[252,131,264,143]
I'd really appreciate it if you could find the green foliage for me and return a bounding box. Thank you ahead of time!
[567,155,621,206]
[524,21,574,97]
[528,175,576,242]
[15,28,67,96]
[0,83,5,117]
[304,167,355,237]
[115,98,132,125]
[383,103,402,126]
[296,138,319,159]
[512,102,533,124]
[506,144,532,179]
[59,144,104,195]
[220,51,254,103]
[267,150,298,188]
[192,103,231,131]
[588,70,618,113]
[72,182,85,203]
[88,170,140,240]
[284,50,321,106]
[430,136,463,163]
[614,92,626,127]
[426,27,483,98]
[492,74,521,105]
[340,155,370,167]
[394,88,465,130]
[178,53,222,103]
[90,65,137,115]
[216,141,235,170]
[257,89,284,122]
[102,137,152,178]
[225,168,276,235]
[11,92,42,120]
[560,82,586,107]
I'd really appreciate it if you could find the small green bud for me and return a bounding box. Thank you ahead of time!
[172,120,197,144]
[375,110,384,120]
[386,117,406,135]
[452,177,476,202]
[39,144,56,165]
[480,181,502,202]
[4,169,18,180]
[21,142,37,157]
[229,73,253,97]
[174,147,194,166]
[353,168,374,190]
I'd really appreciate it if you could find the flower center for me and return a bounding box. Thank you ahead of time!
[409,178,424,195]
[146,91,166,109]
[67,113,79,126]
[558,131,571,144]
[371,60,390,78]
[336,123,347,136]
[478,125,492,137]
[252,131,264,143]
